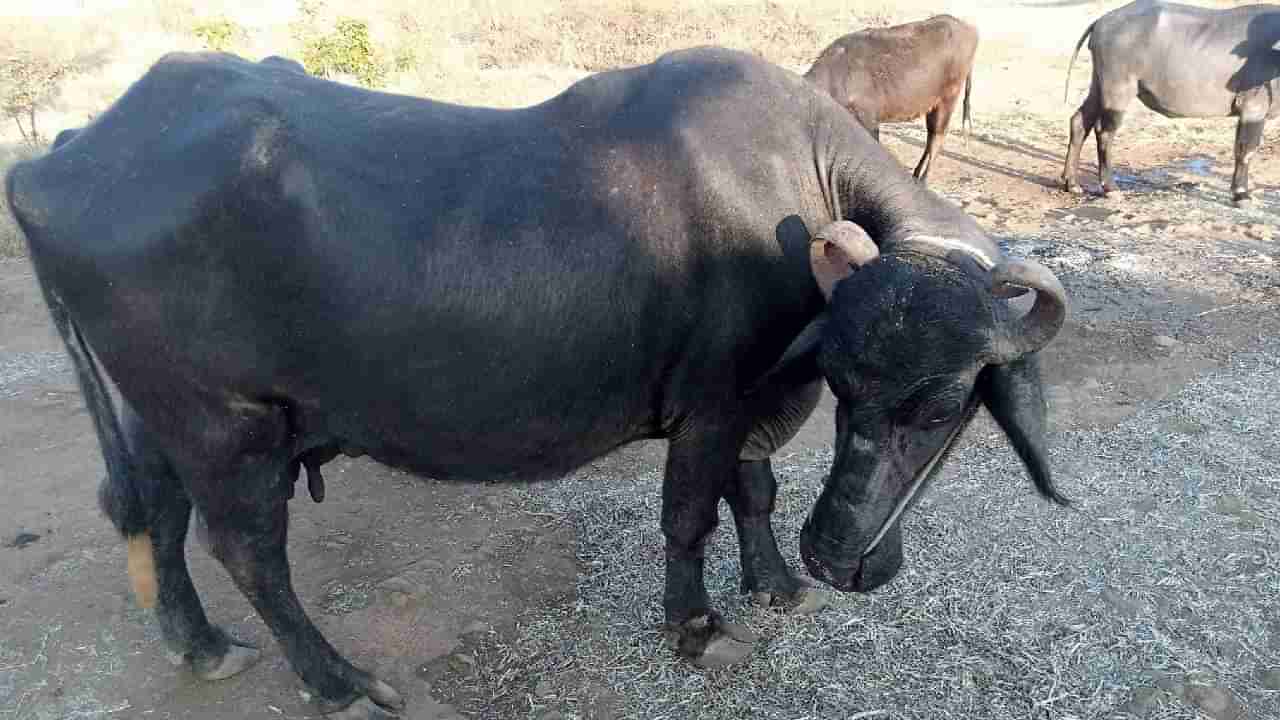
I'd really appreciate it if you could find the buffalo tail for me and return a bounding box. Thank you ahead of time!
[6,160,158,606]
[1064,22,1095,103]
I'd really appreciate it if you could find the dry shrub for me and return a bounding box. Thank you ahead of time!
[191,18,246,52]
[0,18,107,146]
[0,142,42,257]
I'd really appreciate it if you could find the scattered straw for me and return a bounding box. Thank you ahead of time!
[431,323,1279,719]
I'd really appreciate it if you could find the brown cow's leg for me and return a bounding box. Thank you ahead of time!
[915,101,956,184]
[1062,75,1101,194]
[661,426,760,668]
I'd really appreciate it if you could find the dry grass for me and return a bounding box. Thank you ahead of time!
[0,143,41,258]
[429,329,1280,720]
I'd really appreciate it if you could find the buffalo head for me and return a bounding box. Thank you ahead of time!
[772,221,1068,592]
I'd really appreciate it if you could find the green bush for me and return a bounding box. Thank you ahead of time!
[300,18,387,87]
[192,18,242,52]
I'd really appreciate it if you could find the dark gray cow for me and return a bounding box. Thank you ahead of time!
[1061,0,1280,205]
[804,15,978,183]
[7,48,1067,719]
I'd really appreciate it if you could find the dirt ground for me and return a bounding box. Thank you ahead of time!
[2,1,1279,719]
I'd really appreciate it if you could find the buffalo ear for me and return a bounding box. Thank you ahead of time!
[811,221,880,299]
[977,352,1069,505]
[748,314,827,394]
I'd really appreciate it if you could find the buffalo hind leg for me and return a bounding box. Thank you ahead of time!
[915,99,957,183]
[1231,92,1268,207]
[725,459,826,614]
[1062,74,1102,194]
[198,489,404,719]
[115,407,260,680]
[661,428,759,668]
[1095,108,1127,195]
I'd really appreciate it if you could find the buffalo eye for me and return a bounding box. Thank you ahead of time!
[903,390,966,429]
[922,408,957,428]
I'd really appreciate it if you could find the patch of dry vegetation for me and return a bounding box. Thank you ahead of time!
[0,0,910,257]
[429,331,1280,720]
[0,143,40,258]
[461,2,894,73]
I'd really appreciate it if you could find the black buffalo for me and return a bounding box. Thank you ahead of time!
[6,48,1068,719]
[1061,0,1280,205]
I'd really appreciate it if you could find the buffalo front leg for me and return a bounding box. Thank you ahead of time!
[1062,76,1101,194]
[1231,95,1268,207]
[724,458,827,614]
[661,429,759,668]
[198,482,404,719]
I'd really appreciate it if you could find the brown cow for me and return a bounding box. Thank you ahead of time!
[804,15,978,183]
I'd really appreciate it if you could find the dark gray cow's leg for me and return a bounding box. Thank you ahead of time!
[1231,93,1268,207]
[1062,75,1101,194]
[120,407,260,680]
[661,428,758,668]
[1095,108,1126,195]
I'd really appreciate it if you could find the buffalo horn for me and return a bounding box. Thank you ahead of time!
[989,259,1068,362]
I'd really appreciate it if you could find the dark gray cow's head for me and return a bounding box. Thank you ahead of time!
[776,221,1068,592]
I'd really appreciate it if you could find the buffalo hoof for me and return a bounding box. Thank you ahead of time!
[751,579,829,615]
[664,612,759,669]
[1233,194,1253,209]
[323,678,405,719]
[1062,180,1083,195]
[168,634,262,682]
[327,696,401,720]
[196,640,262,681]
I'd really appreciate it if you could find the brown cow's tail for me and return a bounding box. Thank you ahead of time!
[962,70,973,145]
[1064,21,1095,103]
